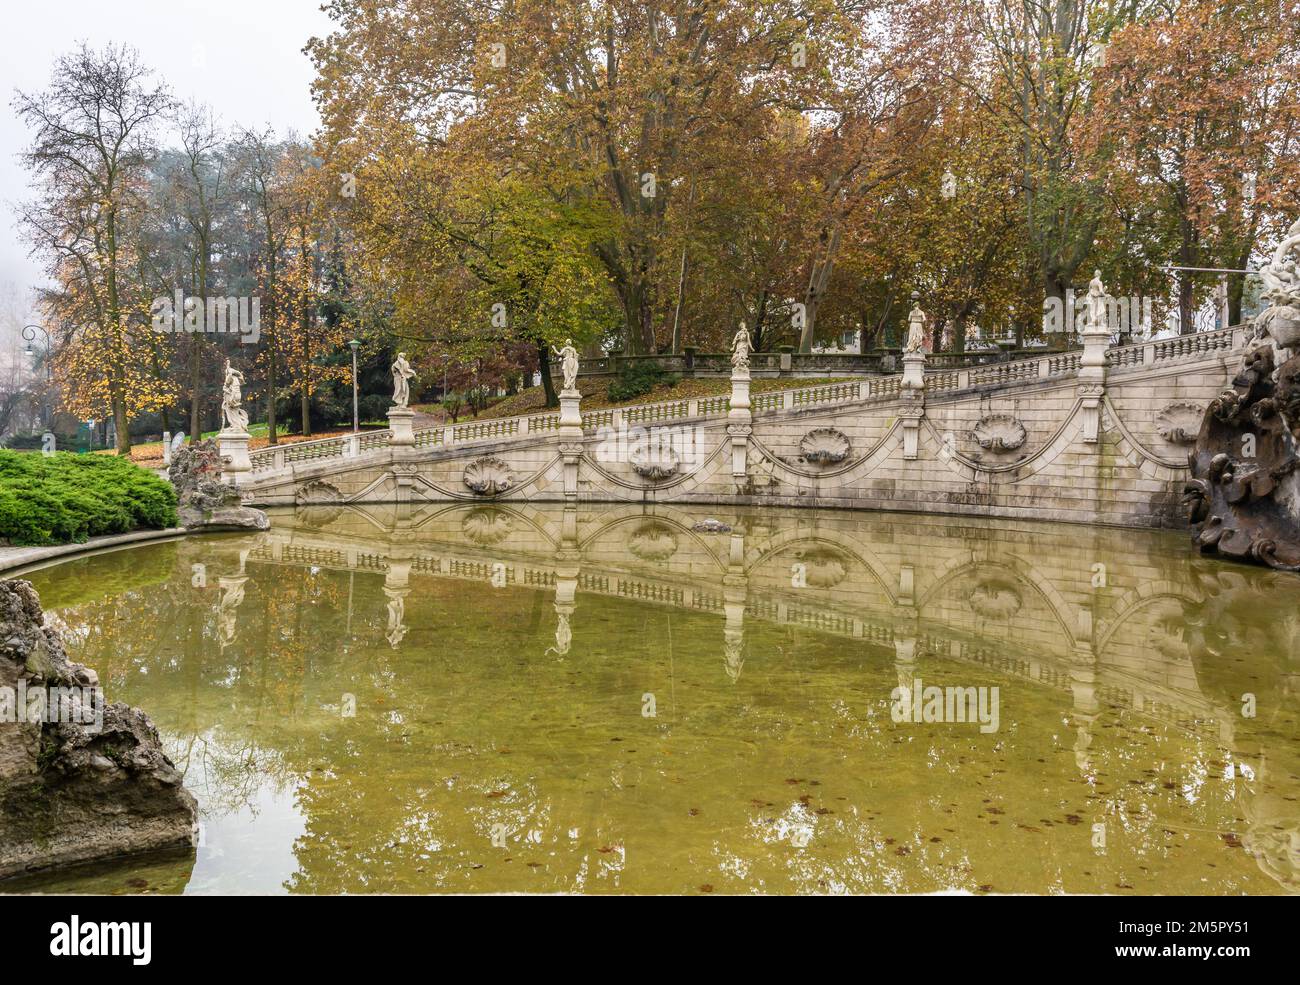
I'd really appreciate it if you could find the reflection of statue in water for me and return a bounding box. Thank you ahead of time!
[723,633,744,683]
[552,339,580,392]
[1180,565,1300,892]
[217,577,246,647]
[390,352,417,408]
[221,362,249,433]
[385,593,407,648]
[547,611,572,657]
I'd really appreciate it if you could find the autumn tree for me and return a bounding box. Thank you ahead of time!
[1089,0,1300,331]
[14,42,177,452]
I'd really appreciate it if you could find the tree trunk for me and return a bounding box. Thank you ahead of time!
[189,334,202,440]
[1044,272,1068,345]
[537,343,558,409]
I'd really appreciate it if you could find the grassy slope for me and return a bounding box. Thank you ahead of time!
[416,376,856,422]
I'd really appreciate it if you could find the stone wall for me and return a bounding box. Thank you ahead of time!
[231,327,1244,530]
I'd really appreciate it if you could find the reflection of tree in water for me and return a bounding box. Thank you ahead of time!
[1180,563,1300,893]
[24,509,1300,894]
[35,540,377,819]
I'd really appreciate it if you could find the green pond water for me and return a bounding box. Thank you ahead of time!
[8,502,1300,894]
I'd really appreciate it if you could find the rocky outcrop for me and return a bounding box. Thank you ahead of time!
[0,579,197,880]
[1185,345,1300,570]
[169,439,269,531]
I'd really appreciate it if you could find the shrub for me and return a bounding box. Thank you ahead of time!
[607,361,679,402]
[0,450,179,546]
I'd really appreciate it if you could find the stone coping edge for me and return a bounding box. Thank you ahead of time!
[0,527,190,578]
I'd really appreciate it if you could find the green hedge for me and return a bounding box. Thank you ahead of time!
[607,361,680,402]
[0,450,178,546]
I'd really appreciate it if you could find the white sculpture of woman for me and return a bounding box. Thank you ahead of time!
[904,296,928,353]
[731,322,753,373]
[391,352,417,408]
[221,362,249,433]
[552,339,580,392]
[1083,269,1107,332]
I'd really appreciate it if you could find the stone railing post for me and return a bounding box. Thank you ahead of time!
[897,293,930,460]
[727,350,753,481]
[900,348,926,461]
[1077,309,1110,445]
[557,379,583,501]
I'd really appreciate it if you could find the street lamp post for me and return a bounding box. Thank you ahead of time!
[21,324,52,380]
[348,339,360,433]
[22,324,53,430]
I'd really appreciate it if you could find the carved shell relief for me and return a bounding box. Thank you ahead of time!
[294,480,344,528]
[295,479,343,506]
[1155,402,1204,445]
[972,414,1027,453]
[799,427,852,465]
[461,507,514,545]
[463,457,515,496]
[789,547,851,588]
[967,575,1023,619]
[630,441,680,481]
[627,521,680,561]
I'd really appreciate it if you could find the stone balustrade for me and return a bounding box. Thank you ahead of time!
[237,325,1243,485]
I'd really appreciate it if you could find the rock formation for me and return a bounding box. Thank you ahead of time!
[0,579,197,880]
[1185,334,1300,570]
[1184,220,1300,570]
[169,439,269,531]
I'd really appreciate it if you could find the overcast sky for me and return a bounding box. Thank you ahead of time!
[0,0,333,318]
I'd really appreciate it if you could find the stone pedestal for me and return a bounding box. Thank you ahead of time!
[558,388,583,500]
[899,351,926,461]
[558,389,583,435]
[217,429,252,484]
[728,370,753,479]
[901,350,926,391]
[388,406,415,447]
[1078,326,1109,444]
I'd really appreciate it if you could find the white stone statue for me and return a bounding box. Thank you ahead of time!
[1252,218,1300,357]
[552,339,580,392]
[1261,218,1300,306]
[391,352,417,408]
[904,296,928,354]
[221,362,249,433]
[731,322,752,372]
[1083,269,1108,332]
